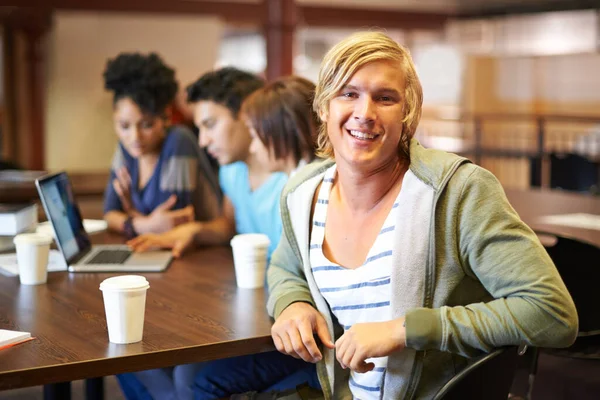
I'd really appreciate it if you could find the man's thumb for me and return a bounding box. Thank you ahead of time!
[315,315,335,349]
[173,241,184,258]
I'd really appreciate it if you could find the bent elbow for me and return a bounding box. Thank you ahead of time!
[559,311,579,348]
[533,312,579,349]
[555,297,579,348]
[553,319,578,348]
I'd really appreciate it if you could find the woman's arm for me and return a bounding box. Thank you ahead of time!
[104,210,129,234]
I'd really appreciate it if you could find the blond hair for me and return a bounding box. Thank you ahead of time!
[313,31,423,160]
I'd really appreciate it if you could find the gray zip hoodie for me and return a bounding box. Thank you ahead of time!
[267,139,577,399]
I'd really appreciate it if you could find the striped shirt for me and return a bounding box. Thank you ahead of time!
[310,165,400,400]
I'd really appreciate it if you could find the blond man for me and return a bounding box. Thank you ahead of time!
[267,31,577,399]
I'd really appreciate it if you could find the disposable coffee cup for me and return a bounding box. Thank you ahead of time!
[230,234,270,289]
[13,233,53,285]
[99,275,150,344]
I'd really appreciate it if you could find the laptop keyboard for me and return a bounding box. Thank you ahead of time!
[86,249,132,265]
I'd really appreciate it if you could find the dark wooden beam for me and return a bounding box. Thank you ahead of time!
[1,7,52,34]
[297,5,449,29]
[1,8,51,169]
[265,0,295,80]
[1,25,16,163]
[31,1,265,25]
[20,2,450,30]
[457,0,599,19]
[25,30,46,170]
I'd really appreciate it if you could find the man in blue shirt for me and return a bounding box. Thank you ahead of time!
[124,68,316,400]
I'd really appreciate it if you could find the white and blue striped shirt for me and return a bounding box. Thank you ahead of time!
[310,165,401,400]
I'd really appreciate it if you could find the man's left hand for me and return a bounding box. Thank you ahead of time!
[335,317,406,373]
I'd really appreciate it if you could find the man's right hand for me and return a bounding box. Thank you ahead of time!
[271,302,335,363]
[127,222,201,258]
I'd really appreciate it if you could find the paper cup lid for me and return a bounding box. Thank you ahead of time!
[230,233,270,248]
[13,233,53,245]
[99,275,149,291]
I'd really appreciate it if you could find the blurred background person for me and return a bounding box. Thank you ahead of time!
[241,75,318,177]
[103,52,220,238]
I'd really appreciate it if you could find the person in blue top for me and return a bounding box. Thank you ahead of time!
[103,52,220,239]
[126,69,319,399]
[242,76,318,177]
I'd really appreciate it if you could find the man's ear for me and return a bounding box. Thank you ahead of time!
[319,108,328,123]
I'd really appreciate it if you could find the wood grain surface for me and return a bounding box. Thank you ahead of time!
[0,232,274,390]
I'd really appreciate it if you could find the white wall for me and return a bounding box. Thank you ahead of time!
[45,11,223,172]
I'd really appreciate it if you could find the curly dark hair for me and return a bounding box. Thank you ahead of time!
[103,52,178,117]
[186,67,263,117]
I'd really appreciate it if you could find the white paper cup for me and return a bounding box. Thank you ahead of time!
[13,233,53,285]
[230,234,270,289]
[99,275,150,344]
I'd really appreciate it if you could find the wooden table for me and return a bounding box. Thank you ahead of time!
[505,188,600,248]
[0,232,275,393]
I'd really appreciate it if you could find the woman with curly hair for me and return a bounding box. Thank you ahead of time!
[103,52,220,238]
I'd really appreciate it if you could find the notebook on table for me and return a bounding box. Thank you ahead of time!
[0,329,33,350]
[35,172,172,273]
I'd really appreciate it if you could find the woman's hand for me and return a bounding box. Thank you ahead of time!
[113,167,142,217]
[335,318,406,373]
[132,195,195,235]
[271,302,335,363]
[127,222,202,257]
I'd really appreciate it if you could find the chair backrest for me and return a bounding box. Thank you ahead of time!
[549,153,599,193]
[433,347,519,400]
[539,232,600,336]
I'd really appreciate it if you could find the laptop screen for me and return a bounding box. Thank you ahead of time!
[36,172,91,264]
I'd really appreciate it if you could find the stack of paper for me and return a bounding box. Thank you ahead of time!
[0,329,32,349]
[0,204,38,235]
[36,219,108,236]
[0,250,68,276]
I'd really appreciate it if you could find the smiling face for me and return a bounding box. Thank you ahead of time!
[113,97,167,158]
[321,60,406,170]
[193,100,252,165]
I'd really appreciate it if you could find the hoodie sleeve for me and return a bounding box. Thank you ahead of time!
[405,166,578,356]
[266,202,315,320]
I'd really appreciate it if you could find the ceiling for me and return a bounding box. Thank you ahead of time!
[297,0,599,17]
[455,0,600,17]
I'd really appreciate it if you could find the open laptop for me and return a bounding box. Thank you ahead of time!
[35,172,172,272]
